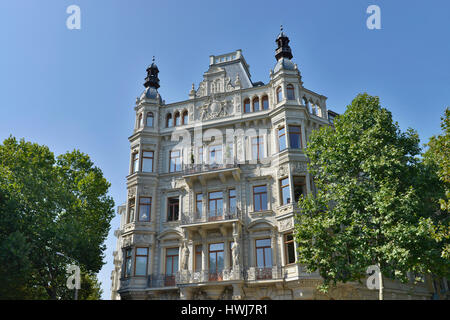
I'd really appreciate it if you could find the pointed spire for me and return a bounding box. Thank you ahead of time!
[144,56,160,89]
[275,26,293,61]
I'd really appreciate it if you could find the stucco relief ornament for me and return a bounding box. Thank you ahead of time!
[277,165,288,177]
[278,218,293,232]
[199,93,231,121]
[180,241,190,270]
[231,237,240,267]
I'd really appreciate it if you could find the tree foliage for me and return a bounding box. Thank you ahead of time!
[0,137,114,299]
[294,94,448,295]
[423,108,450,258]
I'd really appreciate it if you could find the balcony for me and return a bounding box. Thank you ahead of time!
[177,268,245,285]
[182,163,241,186]
[147,274,178,288]
[181,207,242,228]
[246,266,286,282]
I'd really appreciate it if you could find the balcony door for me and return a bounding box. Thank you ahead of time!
[209,243,224,281]
[208,191,223,221]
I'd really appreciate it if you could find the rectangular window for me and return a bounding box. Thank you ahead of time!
[256,239,272,268]
[285,234,295,265]
[132,152,139,173]
[253,185,268,212]
[167,197,179,221]
[280,177,291,205]
[138,197,151,222]
[208,191,223,220]
[196,193,203,218]
[124,248,132,278]
[195,245,202,272]
[165,247,179,276]
[135,247,149,276]
[209,145,222,165]
[141,151,154,172]
[278,127,287,151]
[288,126,302,149]
[229,189,236,213]
[209,243,224,281]
[169,150,181,172]
[251,136,264,161]
[293,176,307,203]
[127,198,135,224]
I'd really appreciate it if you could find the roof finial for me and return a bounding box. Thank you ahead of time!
[280,24,283,32]
[152,56,155,63]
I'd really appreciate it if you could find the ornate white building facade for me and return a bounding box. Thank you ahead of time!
[110,30,440,300]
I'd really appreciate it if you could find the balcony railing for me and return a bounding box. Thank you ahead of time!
[146,267,285,288]
[181,207,241,225]
[147,274,177,288]
[246,266,286,281]
[182,163,240,175]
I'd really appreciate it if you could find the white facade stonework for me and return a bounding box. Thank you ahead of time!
[110,32,439,300]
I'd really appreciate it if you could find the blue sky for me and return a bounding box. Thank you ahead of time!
[0,0,449,299]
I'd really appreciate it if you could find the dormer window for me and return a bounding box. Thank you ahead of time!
[287,84,295,100]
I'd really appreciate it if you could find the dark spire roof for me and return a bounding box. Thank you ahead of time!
[144,56,160,89]
[275,25,293,61]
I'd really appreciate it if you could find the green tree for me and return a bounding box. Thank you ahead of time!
[294,94,448,300]
[0,137,114,299]
[423,108,450,259]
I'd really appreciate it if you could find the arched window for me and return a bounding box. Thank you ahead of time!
[166,113,173,128]
[252,97,260,112]
[244,98,251,113]
[146,112,154,127]
[182,110,188,125]
[287,84,295,100]
[174,112,181,126]
[276,87,282,103]
[262,95,269,110]
[138,114,143,128]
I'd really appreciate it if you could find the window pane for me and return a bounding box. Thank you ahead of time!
[254,186,267,194]
[262,97,269,110]
[146,114,153,127]
[256,239,271,247]
[125,258,132,276]
[210,243,224,251]
[167,248,178,255]
[136,248,148,255]
[265,247,272,266]
[135,256,147,276]
[253,99,259,112]
[279,128,286,151]
[256,249,264,268]
[287,242,295,264]
[142,158,153,172]
[244,100,251,113]
[261,192,268,210]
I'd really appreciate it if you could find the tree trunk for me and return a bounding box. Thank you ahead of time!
[378,263,384,300]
